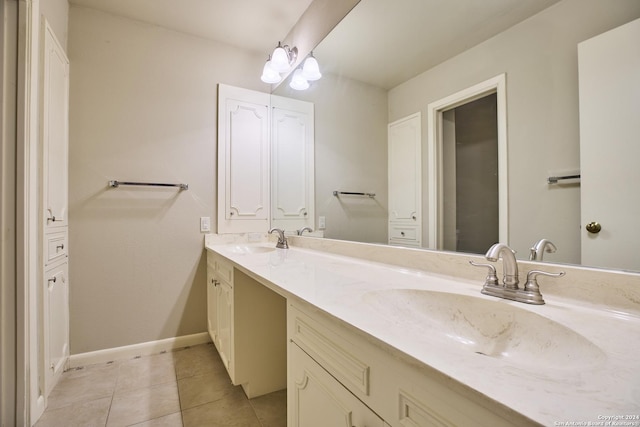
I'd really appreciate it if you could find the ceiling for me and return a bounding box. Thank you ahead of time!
[68,0,315,54]
[314,0,562,89]
[69,0,562,89]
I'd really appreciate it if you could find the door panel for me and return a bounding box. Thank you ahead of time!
[579,18,640,270]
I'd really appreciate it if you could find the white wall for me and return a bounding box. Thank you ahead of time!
[277,73,389,243]
[68,6,268,354]
[40,0,68,49]
[389,0,640,264]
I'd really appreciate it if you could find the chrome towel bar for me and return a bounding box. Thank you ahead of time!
[333,190,375,198]
[108,180,188,190]
[547,174,580,184]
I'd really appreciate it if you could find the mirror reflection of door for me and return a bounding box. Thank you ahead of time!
[441,94,499,254]
[579,18,640,271]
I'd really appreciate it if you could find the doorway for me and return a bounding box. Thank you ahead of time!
[442,94,499,253]
[427,74,508,251]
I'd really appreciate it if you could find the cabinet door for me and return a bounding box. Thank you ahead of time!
[206,267,218,344]
[270,95,315,231]
[289,343,385,427]
[41,20,69,229]
[388,113,421,226]
[44,261,69,394]
[216,280,233,377]
[217,84,270,233]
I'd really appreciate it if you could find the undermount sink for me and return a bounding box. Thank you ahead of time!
[225,245,276,254]
[362,289,605,369]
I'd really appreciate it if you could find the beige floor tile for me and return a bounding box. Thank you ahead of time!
[181,387,261,427]
[249,389,287,427]
[115,352,177,392]
[107,381,180,427]
[34,396,111,427]
[129,412,183,427]
[177,370,238,410]
[174,343,225,379]
[47,362,119,410]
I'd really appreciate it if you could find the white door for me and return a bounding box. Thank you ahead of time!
[41,20,69,229]
[271,95,315,231]
[217,84,270,233]
[388,113,421,223]
[578,18,640,271]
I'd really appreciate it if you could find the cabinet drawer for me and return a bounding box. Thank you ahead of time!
[389,225,418,241]
[289,342,385,427]
[288,299,527,427]
[289,304,371,397]
[45,231,68,265]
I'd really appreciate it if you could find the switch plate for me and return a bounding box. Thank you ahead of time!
[318,216,326,230]
[200,217,211,232]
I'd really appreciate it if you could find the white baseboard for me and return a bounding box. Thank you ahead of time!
[68,332,211,368]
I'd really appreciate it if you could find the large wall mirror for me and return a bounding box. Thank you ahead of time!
[273,0,640,272]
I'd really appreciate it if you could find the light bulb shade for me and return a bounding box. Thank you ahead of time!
[301,56,322,81]
[271,44,291,73]
[260,60,281,84]
[289,69,309,91]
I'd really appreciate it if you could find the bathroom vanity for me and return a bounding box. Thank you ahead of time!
[205,234,640,426]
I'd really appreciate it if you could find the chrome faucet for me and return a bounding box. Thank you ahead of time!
[296,227,313,236]
[529,238,557,261]
[485,243,519,289]
[268,228,289,249]
[470,243,564,305]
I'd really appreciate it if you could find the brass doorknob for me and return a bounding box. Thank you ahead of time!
[586,222,601,234]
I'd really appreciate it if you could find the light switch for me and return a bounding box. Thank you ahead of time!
[200,217,211,232]
[318,216,326,230]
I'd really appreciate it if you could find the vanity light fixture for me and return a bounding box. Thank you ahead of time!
[270,41,297,73]
[289,53,322,90]
[301,52,322,81]
[260,56,282,84]
[260,45,322,90]
[289,69,310,90]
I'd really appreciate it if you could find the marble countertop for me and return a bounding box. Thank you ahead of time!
[205,239,640,426]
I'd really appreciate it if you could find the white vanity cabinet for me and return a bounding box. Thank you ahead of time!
[288,299,532,427]
[388,113,421,247]
[205,250,287,398]
[289,343,387,427]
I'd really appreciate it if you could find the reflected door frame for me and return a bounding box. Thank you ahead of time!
[426,74,508,249]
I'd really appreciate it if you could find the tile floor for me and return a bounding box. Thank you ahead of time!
[34,343,287,427]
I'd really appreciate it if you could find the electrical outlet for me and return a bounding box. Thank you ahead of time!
[200,217,211,232]
[318,216,326,230]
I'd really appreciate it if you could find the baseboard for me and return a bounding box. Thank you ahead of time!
[68,332,211,368]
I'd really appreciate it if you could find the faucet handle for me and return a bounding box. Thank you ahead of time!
[522,270,565,305]
[469,261,499,287]
[524,270,565,292]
